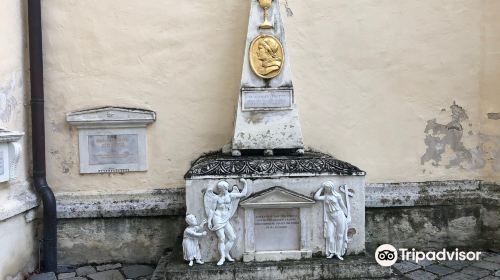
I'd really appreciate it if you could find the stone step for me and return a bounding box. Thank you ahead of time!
[151,254,393,280]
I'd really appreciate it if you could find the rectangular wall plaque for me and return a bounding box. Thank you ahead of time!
[242,89,293,111]
[78,128,148,174]
[66,107,155,174]
[254,208,300,251]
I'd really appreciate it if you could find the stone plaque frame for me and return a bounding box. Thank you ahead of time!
[66,107,156,174]
[78,128,147,173]
[241,88,293,111]
[240,187,315,262]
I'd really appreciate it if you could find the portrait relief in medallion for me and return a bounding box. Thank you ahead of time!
[249,35,284,79]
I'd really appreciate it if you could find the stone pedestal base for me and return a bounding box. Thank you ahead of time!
[151,253,393,280]
[243,250,312,262]
[185,151,366,263]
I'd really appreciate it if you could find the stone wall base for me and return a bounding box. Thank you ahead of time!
[58,216,184,265]
[55,180,499,265]
[366,180,500,252]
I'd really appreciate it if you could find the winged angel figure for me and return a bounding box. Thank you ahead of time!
[204,178,249,266]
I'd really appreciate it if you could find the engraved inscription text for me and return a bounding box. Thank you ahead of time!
[88,134,139,165]
[242,90,292,110]
[254,208,300,251]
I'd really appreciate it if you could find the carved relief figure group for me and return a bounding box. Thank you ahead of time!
[183,179,352,266]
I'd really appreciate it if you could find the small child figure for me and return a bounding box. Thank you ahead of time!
[183,214,207,266]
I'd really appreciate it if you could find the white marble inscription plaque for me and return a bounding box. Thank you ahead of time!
[242,89,292,110]
[77,128,148,174]
[254,208,300,251]
[88,134,139,165]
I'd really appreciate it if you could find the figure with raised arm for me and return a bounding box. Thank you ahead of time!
[314,181,350,260]
[182,214,207,266]
[204,178,249,266]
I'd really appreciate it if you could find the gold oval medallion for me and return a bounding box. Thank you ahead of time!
[249,35,284,79]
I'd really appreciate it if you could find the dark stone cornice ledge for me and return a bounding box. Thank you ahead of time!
[185,151,365,179]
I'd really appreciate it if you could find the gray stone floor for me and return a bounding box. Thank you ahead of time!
[29,264,155,280]
[29,252,500,280]
[393,252,500,280]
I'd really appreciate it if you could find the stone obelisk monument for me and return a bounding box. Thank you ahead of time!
[231,0,304,156]
[176,1,381,279]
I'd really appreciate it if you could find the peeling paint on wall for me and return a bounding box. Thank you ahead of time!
[421,102,485,169]
[0,74,20,124]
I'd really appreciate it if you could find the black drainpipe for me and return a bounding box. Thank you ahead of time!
[28,0,58,273]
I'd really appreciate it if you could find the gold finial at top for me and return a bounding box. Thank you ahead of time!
[258,0,273,29]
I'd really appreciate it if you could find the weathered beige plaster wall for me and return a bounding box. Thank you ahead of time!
[0,214,37,280]
[480,0,500,182]
[0,0,29,189]
[41,0,500,192]
[0,0,38,278]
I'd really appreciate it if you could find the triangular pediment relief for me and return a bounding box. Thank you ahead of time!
[66,106,156,128]
[241,187,315,208]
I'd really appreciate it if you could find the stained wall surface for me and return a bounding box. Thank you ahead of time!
[0,0,38,278]
[40,0,500,193]
[480,0,500,181]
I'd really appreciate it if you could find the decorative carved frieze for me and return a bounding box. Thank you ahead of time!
[185,151,365,178]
